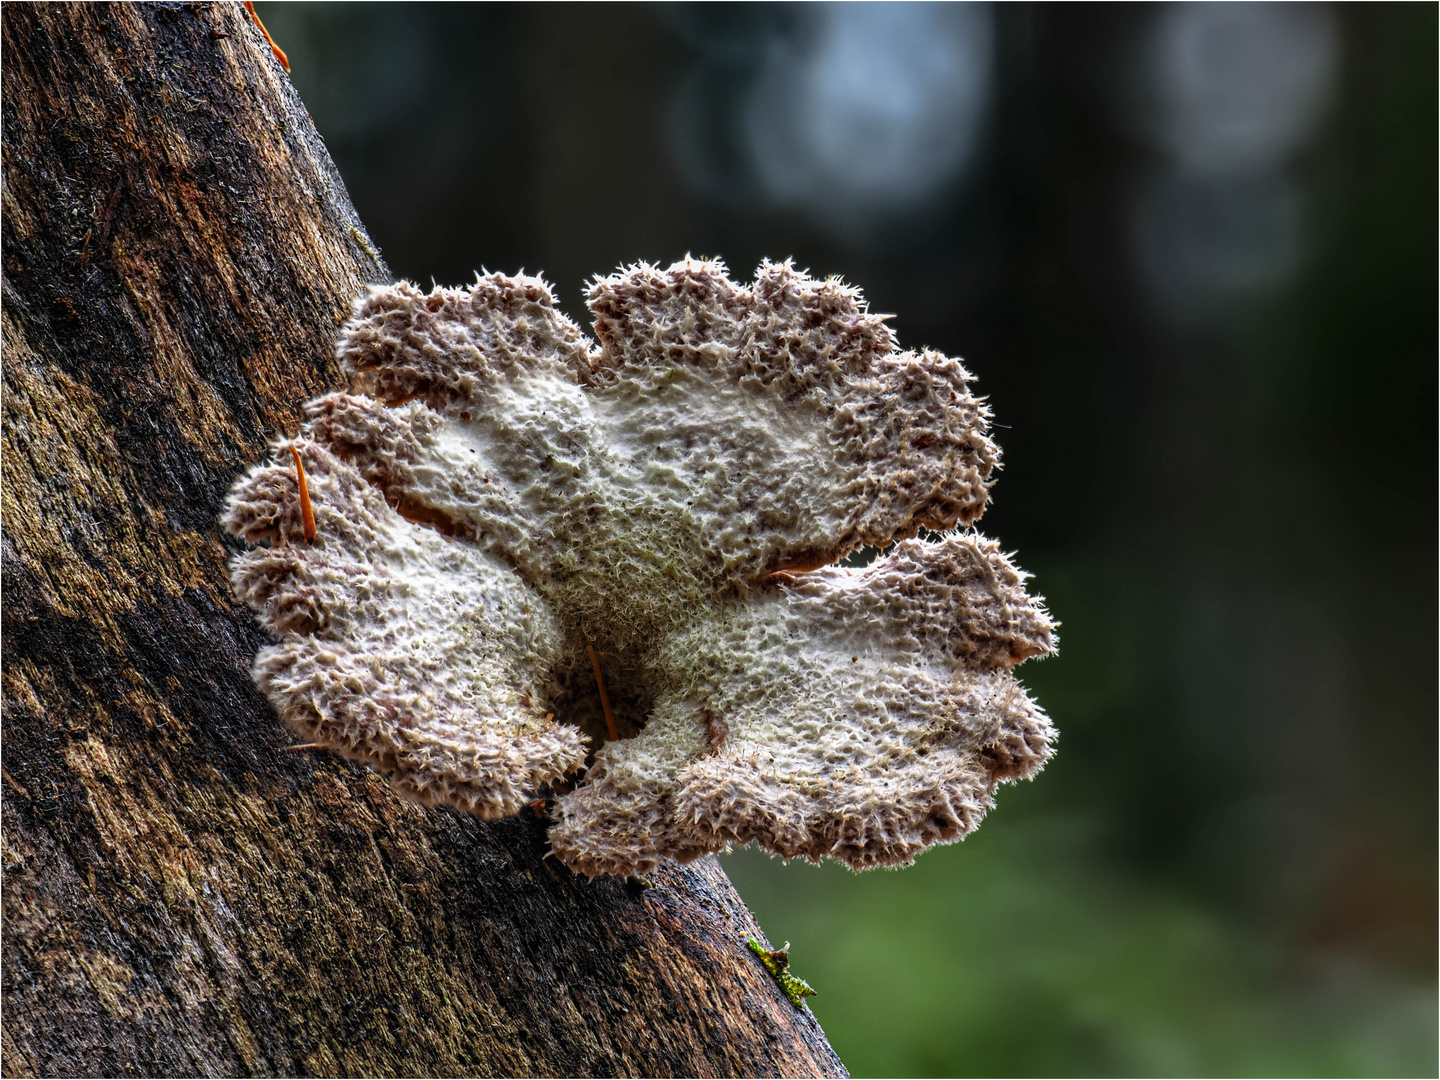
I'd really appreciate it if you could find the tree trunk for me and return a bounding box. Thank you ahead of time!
[0,4,847,1076]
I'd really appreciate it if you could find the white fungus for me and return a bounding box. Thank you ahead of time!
[225,258,1056,876]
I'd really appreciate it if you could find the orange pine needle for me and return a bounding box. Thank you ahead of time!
[587,644,619,742]
[243,1,290,72]
[282,742,325,752]
[288,444,316,543]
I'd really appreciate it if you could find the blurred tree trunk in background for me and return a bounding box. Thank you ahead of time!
[0,5,846,1076]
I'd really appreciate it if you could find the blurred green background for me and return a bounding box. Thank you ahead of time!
[254,4,1437,1074]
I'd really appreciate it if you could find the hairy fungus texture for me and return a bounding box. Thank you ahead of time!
[225,258,1056,873]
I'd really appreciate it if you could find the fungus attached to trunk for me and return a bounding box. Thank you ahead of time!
[224,258,1056,876]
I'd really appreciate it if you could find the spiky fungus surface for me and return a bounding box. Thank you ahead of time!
[225,258,1056,876]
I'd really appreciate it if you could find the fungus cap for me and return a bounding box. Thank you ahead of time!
[224,258,1056,874]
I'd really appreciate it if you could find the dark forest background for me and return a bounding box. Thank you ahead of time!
[253,4,1436,1074]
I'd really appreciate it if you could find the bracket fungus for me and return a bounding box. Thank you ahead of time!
[225,258,1056,878]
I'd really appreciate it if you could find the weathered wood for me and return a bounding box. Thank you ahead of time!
[0,4,847,1076]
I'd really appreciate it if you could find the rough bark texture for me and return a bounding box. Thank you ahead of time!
[0,4,848,1077]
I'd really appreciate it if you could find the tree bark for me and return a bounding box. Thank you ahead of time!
[0,4,847,1076]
